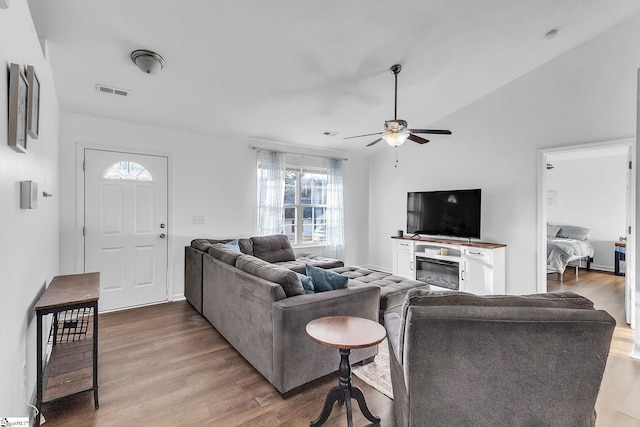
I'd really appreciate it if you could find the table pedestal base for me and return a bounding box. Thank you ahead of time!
[311,348,380,427]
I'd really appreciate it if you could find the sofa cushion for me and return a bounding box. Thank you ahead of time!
[207,243,242,266]
[399,289,596,360]
[238,238,253,255]
[236,254,305,297]
[191,238,231,252]
[251,235,296,263]
[332,266,429,310]
[402,289,595,314]
[295,272,315,294]
[305,264,348,293]
[275,255,344,274]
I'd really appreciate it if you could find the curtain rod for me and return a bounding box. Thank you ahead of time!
[250,146,348,161]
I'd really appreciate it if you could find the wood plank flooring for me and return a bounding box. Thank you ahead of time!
[40,271,640,426]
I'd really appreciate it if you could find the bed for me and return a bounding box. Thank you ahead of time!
[547,225,595,282]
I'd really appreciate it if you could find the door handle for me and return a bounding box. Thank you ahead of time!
[160,233,166,239]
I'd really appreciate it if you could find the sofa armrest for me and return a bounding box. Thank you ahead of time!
[271,285,380,393]
[384,312,402,362]
[384,312,409,426]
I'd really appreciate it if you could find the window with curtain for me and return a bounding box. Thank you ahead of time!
[256,151,345,258]
[256,150,286,236]
[283,167,328,245]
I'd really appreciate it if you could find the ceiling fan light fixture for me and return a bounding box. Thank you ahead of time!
[131,49,165,74]
[382,131,410,147]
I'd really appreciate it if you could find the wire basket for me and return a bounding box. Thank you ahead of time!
[49,307,93,344]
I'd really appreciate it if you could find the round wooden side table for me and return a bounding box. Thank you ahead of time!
[306,316,387,427]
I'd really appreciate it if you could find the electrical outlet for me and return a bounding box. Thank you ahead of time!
[193,216,206,225]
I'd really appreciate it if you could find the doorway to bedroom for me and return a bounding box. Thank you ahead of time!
[538,139,635,331]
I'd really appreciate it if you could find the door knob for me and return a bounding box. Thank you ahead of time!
[160,233,166,238]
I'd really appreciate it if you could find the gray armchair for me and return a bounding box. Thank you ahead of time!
[384,289,615,427]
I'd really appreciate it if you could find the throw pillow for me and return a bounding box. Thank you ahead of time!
[225,239,241,253]
[295,272,315,294]
[305,264,348,293]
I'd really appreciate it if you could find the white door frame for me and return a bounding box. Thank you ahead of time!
[75,142,175,305]
[536,137,637,357]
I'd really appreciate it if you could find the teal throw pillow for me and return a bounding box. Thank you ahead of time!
[295,272,315,294]
[305,264,348,293]
[225,239,241,253]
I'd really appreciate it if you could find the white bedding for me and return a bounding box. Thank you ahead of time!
[547,238,595,274]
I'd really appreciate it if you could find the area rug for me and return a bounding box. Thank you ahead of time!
[352,339,394,399]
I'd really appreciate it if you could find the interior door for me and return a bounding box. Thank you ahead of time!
[84,149,168,311]
[626,148,636,328]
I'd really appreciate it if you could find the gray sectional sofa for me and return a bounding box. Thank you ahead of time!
[185,236,343,314]
[184,234,430,395]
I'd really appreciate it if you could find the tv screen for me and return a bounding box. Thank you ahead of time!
[407,189,481,239]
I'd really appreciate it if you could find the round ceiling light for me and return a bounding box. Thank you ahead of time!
[130,49,165,74]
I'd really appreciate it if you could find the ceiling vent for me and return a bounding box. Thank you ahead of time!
[96,84,130,97]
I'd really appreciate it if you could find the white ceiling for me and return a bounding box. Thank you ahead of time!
[26,0,640,153]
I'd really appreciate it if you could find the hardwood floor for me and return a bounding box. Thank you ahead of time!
[548,269,640,426]
[40,271,640,426]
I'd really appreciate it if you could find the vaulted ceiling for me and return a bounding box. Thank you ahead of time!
[27,0,640,152]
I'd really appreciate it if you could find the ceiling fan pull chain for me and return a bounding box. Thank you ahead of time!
[395,146,399,168]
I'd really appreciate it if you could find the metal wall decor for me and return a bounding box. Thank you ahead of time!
[8,63,28,153]
[26,65,40,139]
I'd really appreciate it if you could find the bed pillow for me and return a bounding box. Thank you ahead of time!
[557,225,590,240]
[547,225,561,238]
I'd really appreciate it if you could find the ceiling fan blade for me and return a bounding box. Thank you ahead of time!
[408,134,430,144]
[344,131,384,140]
[409,129,452,135]
[366,138,383,147]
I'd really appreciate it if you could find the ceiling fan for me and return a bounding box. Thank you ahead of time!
[344,64,452,147]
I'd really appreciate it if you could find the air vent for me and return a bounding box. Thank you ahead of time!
[96,84,130,97]
[322,130,339,137]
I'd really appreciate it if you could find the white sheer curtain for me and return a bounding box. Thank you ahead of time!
[257,150,286,236]
[325,158,345,260]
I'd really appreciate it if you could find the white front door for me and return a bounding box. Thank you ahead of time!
[84,149,168,311]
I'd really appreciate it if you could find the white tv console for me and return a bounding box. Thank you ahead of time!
[391,236,506,294]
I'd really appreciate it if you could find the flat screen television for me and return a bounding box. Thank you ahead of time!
[406,189,481,239]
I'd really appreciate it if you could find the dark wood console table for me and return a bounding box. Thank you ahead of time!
[35,272,100,426]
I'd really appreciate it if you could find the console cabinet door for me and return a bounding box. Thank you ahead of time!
[461,259,491,294]
[393,240,414,279]
[395,249,414,279]
[461,249,494,294]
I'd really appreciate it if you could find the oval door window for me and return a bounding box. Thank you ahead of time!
[102,161,153,181]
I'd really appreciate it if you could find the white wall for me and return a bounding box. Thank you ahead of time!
[58,112,370,300]
[547,155,627,270]
[368,12,640,294]
[0,2,60,417]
